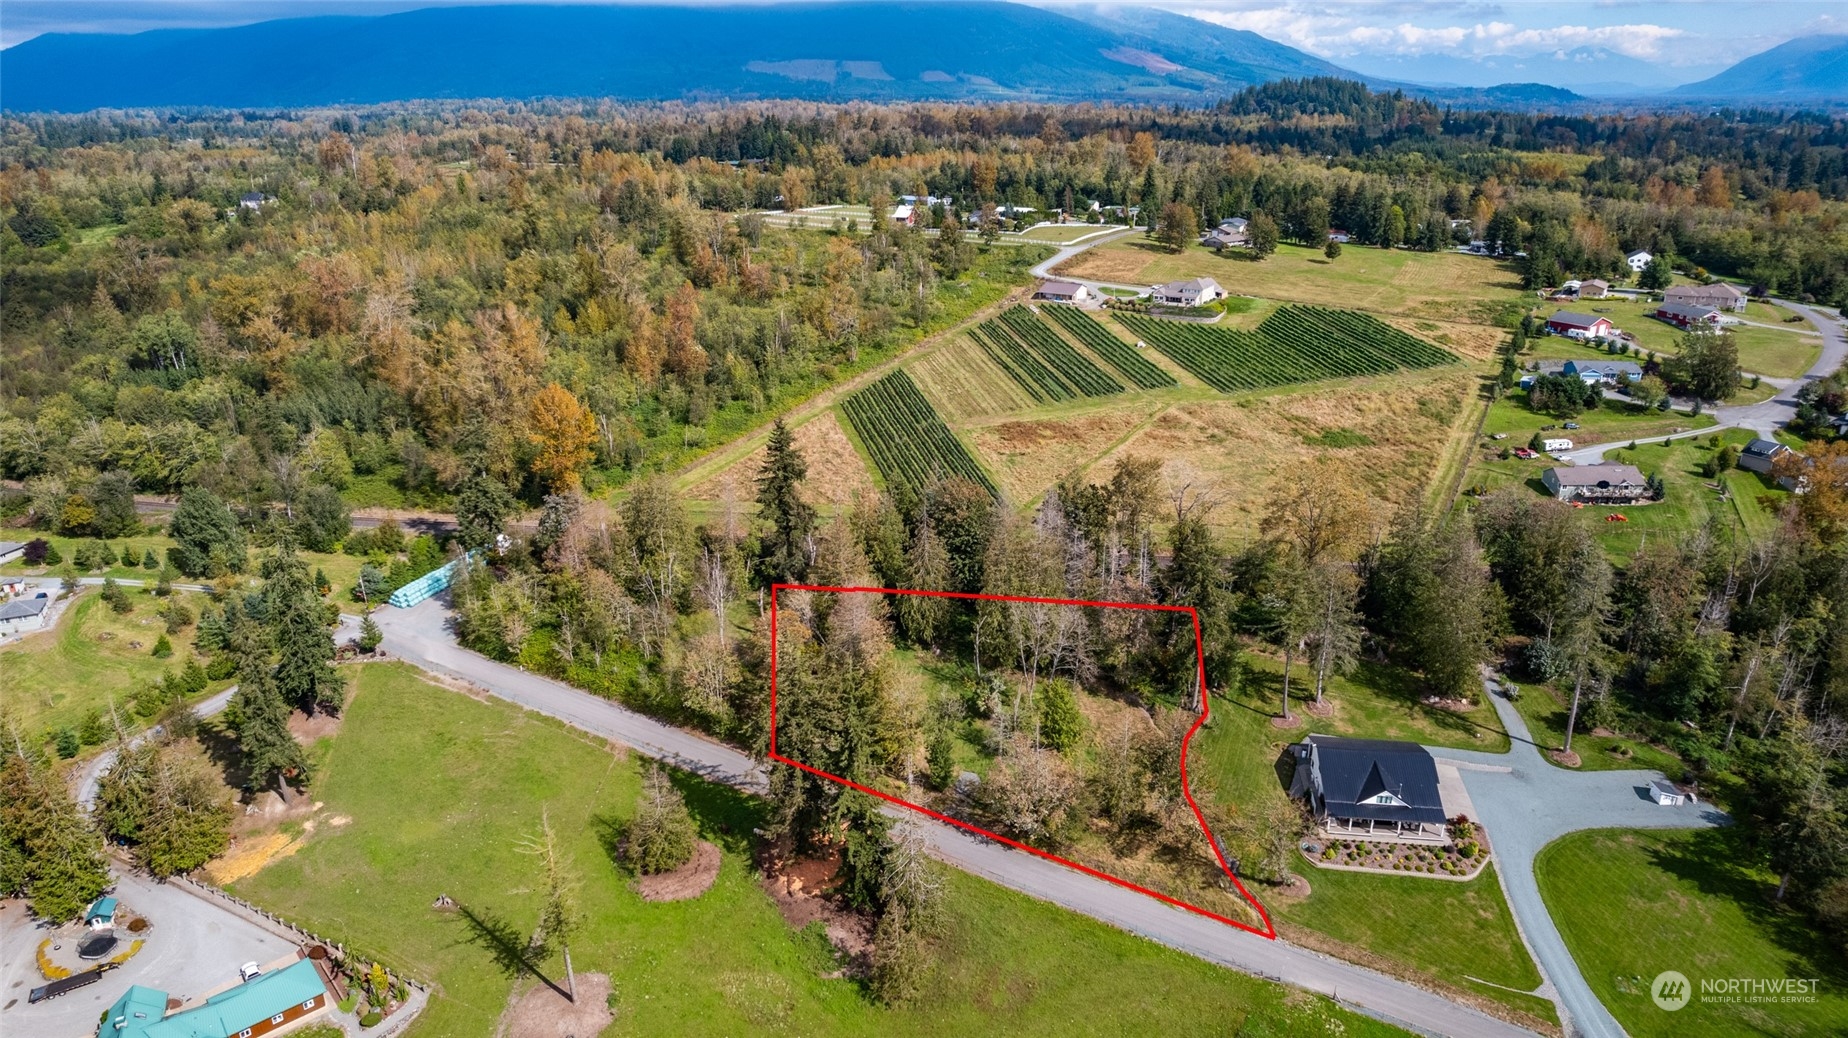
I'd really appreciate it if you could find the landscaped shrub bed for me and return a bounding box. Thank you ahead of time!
[1309,836,1487,878]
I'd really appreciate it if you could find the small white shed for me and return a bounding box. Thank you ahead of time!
[1649,779,1686,806]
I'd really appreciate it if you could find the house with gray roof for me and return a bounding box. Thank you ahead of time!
[1150,277,1226,307]
[0,595,50,635]
[1542,463,1650,503]
[1290,735,1448,843]
[1738,438,1793,475]
[1663,282,1747,312]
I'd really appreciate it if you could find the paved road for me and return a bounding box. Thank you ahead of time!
[373,597,1536,1038]
[73,687,238,809]
[1027,225,1149,294]
[0,870,295,1037]
[1424,672,1730,1038]
[1562,298,1846,464]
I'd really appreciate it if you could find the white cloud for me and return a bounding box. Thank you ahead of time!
[1169,0,1798,67]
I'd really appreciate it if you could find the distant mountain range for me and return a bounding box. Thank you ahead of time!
[0,3,1838,112]
[0,1,1355,111]
[1672,35,1848,99]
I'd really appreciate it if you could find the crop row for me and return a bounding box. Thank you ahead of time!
[841,371,998,497]
[1257,306,1456,370]
[1039,305,1178,389]
[970,324,1071,404]
[1112,306,1455,392]
[996,306,1124,397]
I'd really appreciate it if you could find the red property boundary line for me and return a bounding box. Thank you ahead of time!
[767,582,1277,940]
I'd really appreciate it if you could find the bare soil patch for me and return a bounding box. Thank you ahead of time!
[756,840,873,968]
[636,840,721,902]
[286,708,343,744]
[1548,750,1582,768]
[205,830,303,885]
[495,972,614,1038]
[1271,714,1305,730]
[686,411,874,510]
[1301,699,1336,718]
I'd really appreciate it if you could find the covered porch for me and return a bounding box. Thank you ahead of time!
[1321,816,1447,845]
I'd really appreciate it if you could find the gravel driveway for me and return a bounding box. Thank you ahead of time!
[0,870,295,1037]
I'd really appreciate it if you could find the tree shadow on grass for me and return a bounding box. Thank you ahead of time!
[663,763,766,857]
[1643,827,1848,990]
[454,903,570,1001]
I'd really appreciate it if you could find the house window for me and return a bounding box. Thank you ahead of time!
[303,998,317,1010]
[240,1030,253,1038]
[273,1012,287,1023]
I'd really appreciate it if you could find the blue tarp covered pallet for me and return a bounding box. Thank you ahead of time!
[387,551,479,609]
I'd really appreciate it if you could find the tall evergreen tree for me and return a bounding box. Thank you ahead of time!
[0,748,110,921]
[166,485,245,577]
[755,419,815,586]
[268,550,345,714]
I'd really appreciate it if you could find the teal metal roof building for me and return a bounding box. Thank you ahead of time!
[102,958,330,1038]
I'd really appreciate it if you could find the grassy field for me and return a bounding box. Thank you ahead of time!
[1187,665,1548,1025]
[0,534,366,599]
[1462,425,1783,560]
[1274,863,1555,1026]
[1504,682,1686,775]
[1056,240,1528,327]
[0,589,225,744]
[1531,300,1822,378]
[1536,828,1848,1037]
[1480,392,1716,451]
[1016,223,1123,244]
[234,664,1410,1038]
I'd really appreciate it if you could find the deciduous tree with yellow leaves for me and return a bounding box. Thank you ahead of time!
[527,383,597,492]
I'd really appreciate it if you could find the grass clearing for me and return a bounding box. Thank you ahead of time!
[1504,682,1685,775]
[683,410,876,513]
[1188,665,1544,1026]
[1463,427,1788,560]
[1546,298,1823,378]
[1086,370,1478,539]
[0,589,226,745]
[1058,240,1527,326]
[1536,827,1848,1037]
[1276,863,1554,1027]
[1479,392,1715,450]
[0,534,367,601]
[234,664,1410,1038]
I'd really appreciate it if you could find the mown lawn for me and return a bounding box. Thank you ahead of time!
[1275,863,1555,1027]
[1504,682,1686,775]
[0,589,226,746]
[1537,828,1848,1037]
[1551,298,1823,378]
[1190,671,1547,1025]
[1480,391,1714,450]
[1462,427,1787,562]
[234,664,1410,1038]
[1,533,370,602]
[1056,240,1528,326]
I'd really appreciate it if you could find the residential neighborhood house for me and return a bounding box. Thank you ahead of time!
[890,204,916,227]
[1289,735,1449,844]
[1522,359,1643,389]
[1578,278,1610,299]
[1663,282,1748,312]
[1738,438,1794,475]
[1200,217,1249,249]
[0,540,23,566]
[1626,249,1653,272]
[1032,280,1096,305]
[1545,311,1616,340]
[1150,277,1227,307]
[0,594,50,636]
[100,956,332,1038]
[1654,301,1725,329]
[1542,463,1652,504]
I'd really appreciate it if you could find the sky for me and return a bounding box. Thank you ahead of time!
[2,0,1841,90]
